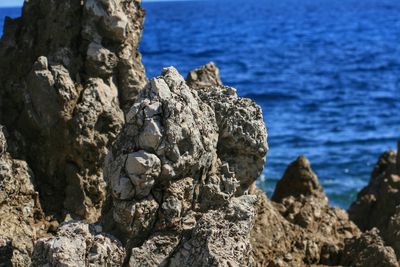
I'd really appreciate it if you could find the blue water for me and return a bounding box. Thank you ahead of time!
[2,0,400,208]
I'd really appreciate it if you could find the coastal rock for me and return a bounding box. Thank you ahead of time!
[31,221,125,267]
[0,0,147,221]
[251,156,360,266]
[186,62,223,89]
[0,126,47,266]
[104,66,268,266]
[190,64,268,192]
[339,228,398,267]
[349,147,400,258]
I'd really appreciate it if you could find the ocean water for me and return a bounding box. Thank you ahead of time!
[1,0,400,208]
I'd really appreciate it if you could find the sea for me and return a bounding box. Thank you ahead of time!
[1,0,400,208]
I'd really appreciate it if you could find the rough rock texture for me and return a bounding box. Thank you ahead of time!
[251,156,361,266]
[0,0,147,221]
[339,228,398,267]
[104,66,268,266]
[189,63,268,192]
[31,221,125,266]
[0,126,47,266]
[349,147,400,258]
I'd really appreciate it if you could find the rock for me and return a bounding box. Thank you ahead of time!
[348,148,400,258]
[0,0,147,221]
[251,156,360,266]
[186,62,223,88]
[339,228,398,267]
[0,126,47,266]
[31,221,125,267]
[104,66,268,265]
[191,68,268,192]
[272,156,325,202]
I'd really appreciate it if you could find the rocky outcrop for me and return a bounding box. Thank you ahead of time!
[103,66,268,266]
[0,0,147,221]
[0,0,398,264]
[251,156,361,266]
[0,126,48,266]
[349,147,400,258]
[31,221,125,266]
[339,228,398,267]
[186,62,223,89]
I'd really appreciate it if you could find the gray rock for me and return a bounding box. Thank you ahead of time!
[31,221,125,267]
[104,66,268,266]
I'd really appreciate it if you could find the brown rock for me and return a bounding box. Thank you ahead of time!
[186,62,223,89]
[0,126,47,265]
[339,228,398,267]
[0,0,147,221]
[348,147,400,258]
[251,156,360,266]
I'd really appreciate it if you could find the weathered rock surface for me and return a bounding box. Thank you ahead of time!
[0,0,398,264]
[31,221,125,266]
[189,63,268,192]
[339,228,398,267]
[104,66,268,266]
[0,126,47,266]
[251,156,361,266]
[349,147,400,258]
[0,0,147,221]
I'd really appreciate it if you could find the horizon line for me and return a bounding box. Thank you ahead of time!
[0,0,205,7]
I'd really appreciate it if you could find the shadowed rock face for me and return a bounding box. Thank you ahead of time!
[0,0,147,221]
[272,156,324,202]
[339,228,398,267]
[0,126,49,266]
[349,147,400,258]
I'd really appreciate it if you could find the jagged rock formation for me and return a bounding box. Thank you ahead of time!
[0,0,147,221]
[31,221,125,266]
[0,126,49,266]
[349,146,400,258]
[0,0,399,264]
[251,156,362,266]
[339,228,398,267]
[103,66,268,266]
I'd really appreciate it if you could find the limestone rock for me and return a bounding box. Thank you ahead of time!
[0,0,147,221]
[186,62,223,88]
[0,126,47,266]
[104,66,268,266]
[31,221,125,267]
[339,228,398,267]
[251,156,360,266]
[348,148,400,258]
[272,156,325,202]
[190,65,268,192]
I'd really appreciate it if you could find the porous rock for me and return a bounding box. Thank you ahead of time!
[0,126,47,266]
[349,147,400,258]
[104,66,268,266]
[0,0,147,221]
[31,221,125,267]
[339,228,398,267]
[251,156,360,266]
[189,63,268,192]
